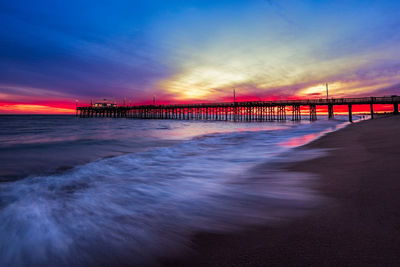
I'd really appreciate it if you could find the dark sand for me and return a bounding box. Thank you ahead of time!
[163,115,400,266]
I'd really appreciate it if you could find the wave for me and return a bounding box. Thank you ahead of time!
[0,118,349,266]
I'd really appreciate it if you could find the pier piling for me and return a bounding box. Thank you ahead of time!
[348,104,353,123]
[328,104,334,119]
[370,103,374,119]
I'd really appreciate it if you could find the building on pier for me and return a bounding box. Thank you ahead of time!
[92,99,117,108]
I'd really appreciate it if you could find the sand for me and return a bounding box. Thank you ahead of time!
[162,115,400,266]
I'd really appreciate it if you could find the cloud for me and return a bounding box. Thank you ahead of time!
[154,1,400,100]
[0,1,172,102]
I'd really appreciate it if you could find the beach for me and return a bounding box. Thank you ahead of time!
[163,115,400,266]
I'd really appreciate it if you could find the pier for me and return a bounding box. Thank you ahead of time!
[77,96,400,122]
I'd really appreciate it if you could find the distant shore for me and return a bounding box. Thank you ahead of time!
[163,115,400,266]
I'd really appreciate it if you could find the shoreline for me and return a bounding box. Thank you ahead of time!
[162,115,400,266]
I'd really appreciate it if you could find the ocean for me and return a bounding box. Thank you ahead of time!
[0,115,361,266]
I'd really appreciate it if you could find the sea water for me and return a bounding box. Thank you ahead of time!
[0,115,360,266]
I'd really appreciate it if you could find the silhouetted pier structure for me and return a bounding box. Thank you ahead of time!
[77,96,400,122]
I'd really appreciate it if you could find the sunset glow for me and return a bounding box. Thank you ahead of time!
[0,104,75,114]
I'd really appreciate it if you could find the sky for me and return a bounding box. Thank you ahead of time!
[1,0,400,113]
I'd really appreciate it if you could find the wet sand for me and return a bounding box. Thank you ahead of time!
[162,115,400,266]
